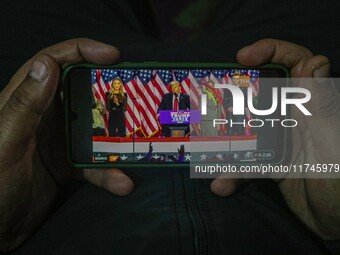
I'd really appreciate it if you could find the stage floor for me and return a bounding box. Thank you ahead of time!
[93,135,257,154]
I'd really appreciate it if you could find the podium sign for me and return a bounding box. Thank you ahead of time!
[159,110,201,124]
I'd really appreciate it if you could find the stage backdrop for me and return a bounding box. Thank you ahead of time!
[91,69,259,137]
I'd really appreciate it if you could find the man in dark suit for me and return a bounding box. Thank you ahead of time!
[158,81,190,137]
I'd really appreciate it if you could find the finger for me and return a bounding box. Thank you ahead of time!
[297,56,340,163]
[1,38,120,109]
[298,55,337,119]
[79,168,134,196]
[210,177,244,197]
[300,55,330,78]
[236,39,313,76]
[0,55,59,166]
[298,56,335,117]
[289,55,331,134]
[39,38,120,67]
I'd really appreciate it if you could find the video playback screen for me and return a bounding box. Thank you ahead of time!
[90,68,273,164]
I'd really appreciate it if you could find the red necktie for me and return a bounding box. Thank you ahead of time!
[174,95,178,111]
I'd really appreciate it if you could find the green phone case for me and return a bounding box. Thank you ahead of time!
[63,62,289,169]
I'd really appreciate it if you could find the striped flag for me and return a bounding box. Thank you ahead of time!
[250,70,259,96]
[223,69,260,135]
[120,69,142,136]
[189,70,209,136]
[173,70,203,110]
[210,70,228,135]
[154,69,172,108]
[190,69,209,109]
[247,70,260,135]
[91,69,119,136]
[154,70,172,133]
[135,69,160,137]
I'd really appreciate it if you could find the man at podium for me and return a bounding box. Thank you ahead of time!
[158,81,190,137]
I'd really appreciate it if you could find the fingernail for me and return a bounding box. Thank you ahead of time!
[29,60,48,82]
[313,63,330,78]
[238,45,251,55]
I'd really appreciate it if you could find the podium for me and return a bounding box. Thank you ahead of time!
[169,126,188,137]
[159,110,201,137]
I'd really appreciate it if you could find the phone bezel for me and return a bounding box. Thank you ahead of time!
[63,62,289,168]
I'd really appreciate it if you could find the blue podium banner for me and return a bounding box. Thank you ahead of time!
[159,110,201,124]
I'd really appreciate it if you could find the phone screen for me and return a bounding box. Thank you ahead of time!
[65,64,288,166]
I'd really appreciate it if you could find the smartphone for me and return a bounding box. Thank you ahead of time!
[63,63,289,168]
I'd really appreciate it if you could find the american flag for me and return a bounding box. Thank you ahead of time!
[223,69,260,135]
[249,69,259,96]
[91,69,118,99]
[120,69,142,136]
[91,69,119,135]
[135,69,160,137]
[190,69,209,109]
[188,70,209,135]
[173,70,190,92]
[209,70,226,104]
[246,70,259,135]
[153,70,172,134]
[154,69,172,108]
[209,70,228,135]
[224,69,259,96]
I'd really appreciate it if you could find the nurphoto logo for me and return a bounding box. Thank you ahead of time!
[200,84,312,128]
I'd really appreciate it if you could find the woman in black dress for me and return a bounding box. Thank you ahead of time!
[106,78,127,137]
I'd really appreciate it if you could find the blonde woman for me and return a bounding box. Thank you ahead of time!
[106,78,127,137]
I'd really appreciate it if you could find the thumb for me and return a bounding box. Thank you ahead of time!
[297,56,340,163]
[298,55,337,118]
[76,168,134,196]
[211,177,245,197]
[0,55,59,165]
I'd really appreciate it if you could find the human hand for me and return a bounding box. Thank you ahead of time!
[148,142,153,153]
[178,145,185,156]
[0,38,134,252]
[211,39,340,239]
